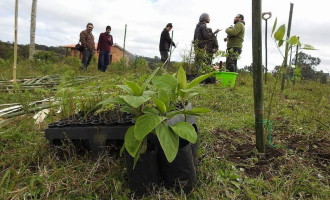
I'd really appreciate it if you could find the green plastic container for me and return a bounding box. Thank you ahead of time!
[215,72,238,87]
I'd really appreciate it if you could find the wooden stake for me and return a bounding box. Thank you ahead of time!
[252,0,265,153]
[13,0,19,83]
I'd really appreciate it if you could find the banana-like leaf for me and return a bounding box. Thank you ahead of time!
[125,126,143,157]
[95,97,125,107]
[152,74,178,91]
[158,89,170,109]
[125,81,143,96]
[170,122,197,143]
[116,85,132,94]
[156,122,179,162]
[120,95,151,108]
[152,97,167,114]
[177,66,187,90]
[134,114,166,141]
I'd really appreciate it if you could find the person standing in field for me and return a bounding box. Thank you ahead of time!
[224,14,245,72]
[80,22,95,71]
[159,23,176,63]
[97,25,113,72]
[193,13,221,68]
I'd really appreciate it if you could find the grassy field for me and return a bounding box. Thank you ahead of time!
[0,59,329,199]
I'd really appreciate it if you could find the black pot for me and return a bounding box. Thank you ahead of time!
[125,150,161,196]
[158,141,197,194]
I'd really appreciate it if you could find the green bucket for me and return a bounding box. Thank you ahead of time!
[215,72,238,87]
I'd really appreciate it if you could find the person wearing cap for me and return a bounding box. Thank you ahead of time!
[159,23,176,63]
[224,14,245,72]
[97,25,113,72]
[80,22,95,71]
[193,13,221,68]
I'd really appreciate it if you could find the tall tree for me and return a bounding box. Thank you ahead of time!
[29,0,37,60]
[294,52,321,80]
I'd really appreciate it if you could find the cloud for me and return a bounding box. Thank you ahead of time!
[0,0,329,73]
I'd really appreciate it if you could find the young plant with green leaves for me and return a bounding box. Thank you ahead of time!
[96,65,215,167]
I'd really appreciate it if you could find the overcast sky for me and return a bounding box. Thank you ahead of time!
[1,0,329,73]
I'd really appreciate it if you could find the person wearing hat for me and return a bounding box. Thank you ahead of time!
[97,25,113,72]
[159,23,176,63]
[193,13,221,69]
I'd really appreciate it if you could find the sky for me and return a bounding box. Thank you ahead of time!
[1,0,329,73]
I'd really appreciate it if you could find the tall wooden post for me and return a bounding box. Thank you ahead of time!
[281,3,294,92]
[123,24,127,59]
[13,0,19,82]
[252,0,265,153]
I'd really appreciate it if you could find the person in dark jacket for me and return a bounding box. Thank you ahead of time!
[159,23,176,63]
[224,14,245,72]
[80,22,95,71]
[193,13,220,68]
[97,25,113,72]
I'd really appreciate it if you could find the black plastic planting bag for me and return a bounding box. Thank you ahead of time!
[125,150,161,196]
[158,142,197,194]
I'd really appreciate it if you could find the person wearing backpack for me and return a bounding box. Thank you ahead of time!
[193,13,220,68]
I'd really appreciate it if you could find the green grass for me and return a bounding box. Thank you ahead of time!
[0,60,329,199]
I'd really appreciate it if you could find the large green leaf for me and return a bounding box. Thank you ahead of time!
[155,122,179,162]
[125,81,142,96]
[95,97,125,107]
[171,122,197,143]
[271,17,278,34]
[124,126,142,157]
[143,106,159,115]
[289,36,299,46]
[158,89,170,109]
[274,24,286,41]
[116,85,132,94]
[152,97,167,114]
[177,66,187,90]
[152,74,178,91]
[120,95,151,108]
[187,71,216,89]
[134,114,166,140]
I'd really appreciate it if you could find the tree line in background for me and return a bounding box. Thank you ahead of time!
[239,51,328,83]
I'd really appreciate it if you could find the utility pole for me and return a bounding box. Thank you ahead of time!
[123,24,127,59]
[13,0,19,82]
[252,0,265,153]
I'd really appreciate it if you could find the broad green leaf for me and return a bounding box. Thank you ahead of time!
[134,114,166,140]
[271,17,278,34]
[274,24,285,41]
[155,122,179,162]
[302,44,317,50]
[125,81,142,96]
[177,66,187,90]
[289,36,299,46]
[120,95,151,108]
[120,106,137,115]
[95,97,125,107]
[187,71,216,89]
[158,89,170,109]
[152,74,178,91]
[141,66,162,91]
[152,97,167,114]
[170,122,197,143]
[125,126,143,157]
[116,85,132,94]
[143,106,159,115]
[143,90,156,96]
[187,92,199,99]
